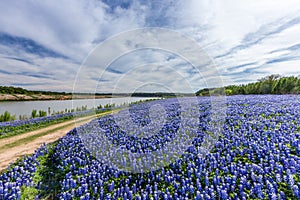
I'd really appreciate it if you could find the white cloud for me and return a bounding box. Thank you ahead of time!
[0,0,148,61]
[0,0,300,91]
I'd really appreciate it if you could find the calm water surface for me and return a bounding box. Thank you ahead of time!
[0,97,155,117]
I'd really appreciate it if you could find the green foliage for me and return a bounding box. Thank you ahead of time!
[18,143,63,199]
[104,103,116,108]
[0,114,74,138]
[131,92,176,98]
[34,143,64,199]
[0,111,16,122]
[31,109,37,118]
[225,89,233,95]
[20,186,39,200]
[38,110,47,117]
[0,86,29,95]
[31,109,47,118]
[196,74,300,96]
[196,88,210,96]
[2,111,10,122]
[0,85,70,96]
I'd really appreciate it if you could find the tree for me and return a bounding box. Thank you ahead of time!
[225,89,233,95]
[196,74,300,96]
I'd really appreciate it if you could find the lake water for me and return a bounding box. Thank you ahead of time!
[0,97,155,117]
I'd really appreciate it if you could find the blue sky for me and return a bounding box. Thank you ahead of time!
[0,0,300,92]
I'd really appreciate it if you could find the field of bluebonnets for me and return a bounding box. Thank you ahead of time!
[0,95,300,199]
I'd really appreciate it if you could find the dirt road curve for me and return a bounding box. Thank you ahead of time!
[0,112,111,172]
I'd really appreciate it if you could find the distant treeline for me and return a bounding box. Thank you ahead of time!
[0,86,180,98]
[0,86,70,95]
[131,92,176,98]
[196,75,300,96]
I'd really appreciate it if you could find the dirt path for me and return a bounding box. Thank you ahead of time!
[0,111,115,172]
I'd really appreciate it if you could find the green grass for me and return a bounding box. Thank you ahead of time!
[0,110,118,152]
[33,142,65,199]
[20,186,39,200]
[0,122,73,152]
[0,116,74,139]
[0,109,116,140]
[18,141,64,199]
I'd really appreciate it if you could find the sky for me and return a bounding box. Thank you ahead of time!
[0,0,300,93]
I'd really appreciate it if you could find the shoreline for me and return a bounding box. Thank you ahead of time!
[0,94,115,102]
[0,94,164,102]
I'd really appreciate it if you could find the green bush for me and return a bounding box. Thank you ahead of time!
[31,109,37,118]
[39,110,47,117]
[0,111,16,122]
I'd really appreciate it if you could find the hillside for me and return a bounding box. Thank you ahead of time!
[0,86,114,101]
[196,75,300,96]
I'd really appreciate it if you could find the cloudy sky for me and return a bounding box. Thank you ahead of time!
[0,0,300,93]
